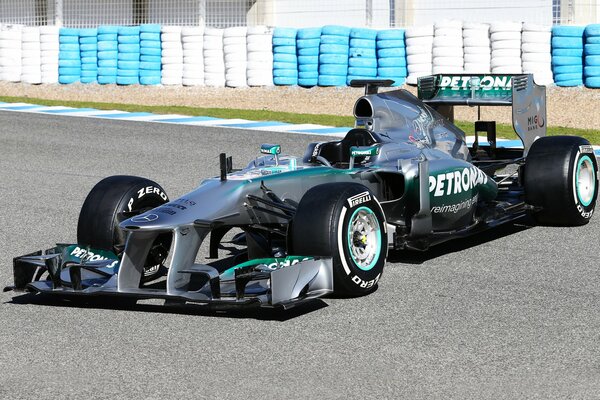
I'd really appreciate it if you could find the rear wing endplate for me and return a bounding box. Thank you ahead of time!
[417,74,546,153]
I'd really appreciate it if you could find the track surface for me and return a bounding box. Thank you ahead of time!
[1,111,600,399]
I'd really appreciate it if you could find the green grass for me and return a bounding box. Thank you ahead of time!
[2,95,600,144]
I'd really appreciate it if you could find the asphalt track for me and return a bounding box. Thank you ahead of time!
[1,110,600,399]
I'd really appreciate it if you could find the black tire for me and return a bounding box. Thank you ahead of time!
[290,183,387,296]
[77,175,170,281]
[525,136,598,226]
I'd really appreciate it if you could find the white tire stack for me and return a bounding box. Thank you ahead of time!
[521,23,553,85]
[40,26,59,84]
[223,26,247,88]
[204,28,225,87]
[161,26,183,86]
[432,20,463,74]
[0,24,23,82]
[21,26,42,84]
[246,25,273,87]
[490,22,522,74]
[181,26,204,86]
[462,22,490,73]
[405,24,433,85]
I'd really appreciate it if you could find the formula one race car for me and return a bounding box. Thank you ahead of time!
[6,74,598,309]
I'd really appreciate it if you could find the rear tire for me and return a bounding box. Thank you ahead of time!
[290,183,387,296]
[77,175,170,281]
[525,136,598,225]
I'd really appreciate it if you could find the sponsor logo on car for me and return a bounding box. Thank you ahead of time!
[70,247,117,267]
[580,145,594,154]
[348,191,372,207]
[429,167,488,197]
[439,75,512,90]
[431,195,478,214]
[131,213,159,223]
[527,113,545,131]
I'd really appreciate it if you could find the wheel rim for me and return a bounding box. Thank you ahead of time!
[347,206,381,271]
[576,156,596,207]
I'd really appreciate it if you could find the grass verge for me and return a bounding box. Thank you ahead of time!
[2,95,600,144]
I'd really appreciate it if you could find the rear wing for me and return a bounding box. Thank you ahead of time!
[417,74,546,153]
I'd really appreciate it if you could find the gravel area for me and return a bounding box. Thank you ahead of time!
[1,81,600,129]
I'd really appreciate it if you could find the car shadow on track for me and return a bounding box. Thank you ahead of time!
[5,292,328,321]
[387,217,534,265]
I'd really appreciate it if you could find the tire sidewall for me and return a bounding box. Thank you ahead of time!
[569,149,598,221]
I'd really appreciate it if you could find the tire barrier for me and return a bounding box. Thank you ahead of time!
[584,24,600,88]
[463,22,490,73]
[272,27,297,86]
[117,26,139,85]
[181,26,203,86]
[21,26,41,84]
[224,26,247,87]
[97,25,118,84]
[247,25,273,87]
[376,29,406,86]
[552,25,584,87]
[296,27,320,87]
[40,25,59,84]
[161,26,183,86]
[139,24,162,86]
[203,28,225,87]
[318,25,350,86]
[79,28,98,84]
[58,27,79,84]
[405,24,433,85]
[432,20,463,75]
[490,21,522,74]
[521,23,553,85]
[0,25,22,83]
[347,27,378,85]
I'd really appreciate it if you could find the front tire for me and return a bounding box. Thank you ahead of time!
[525,136,598,226]
[290,183,387,296]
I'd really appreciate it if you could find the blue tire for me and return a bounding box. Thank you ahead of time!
[298,63,319,72]
[58,60,80,68]
[118,52,140,61]
[59,51,80,61]
[377,29,405,41]
[349,47,377,58]
[78,28,97,38]
[140,47,161,56]
[139,69,161,77]
[319,54,348,64]
[98,75,117,84]
[377,76,405,86]
[552,48,583,57]
[98,25,119,34]
[553,65,583,74]
[98,59,118,68]
[552,25,585,37]
[350,28,378,40]
[350,38,376,49]
[81,57,97,64]
[584,76,600,87]
[79,43,97,52]
[378,66,408,77]
[272,37,296,46]
[296,38,320,48]
[584,66,600,77]
[98,41,118,51]
[321,25,351,37]
[319,63,347,75]
[117,76,139,85]
[348,57,377,68]
[585,55,600,66]
[377,47,406,58]
[273,76,298,85]
[348,66,377,76]
[118,26,140,36]
[273,53,297,63]
[298,55,319,64]
[98,67,118,76]
[59,43,79,52]
[140,76,161,85]
[59,35,79,44]
[376,39,405,49]
[586,36,600,44]
[118,35,140,44]
[273,61,298,70]
[118,44,140,53]
[140,24,161,33]
[554,72,583,81]
[98,50,118,60]
[81,70,97,77]
[585,44,600,55]
[80,50,97,58]
[81,64,98,71]
[552,56,583,66]
[297,47,319,56]
[140,55,161,62]
[59,28,79,36]
[117,69,139,77]
[273,27,297,38]
[297,27,322,39]
[139,61,161,71]
[79,37,98,44]
[59,75,80,84]
[299,70,319,79]
[272,69,298,78]
[320,35,350,45]
[80,77,97,84]
[377,57,407,67]
[59,67,81,75]
[298,78,318,87]
[318,74,347,86]
[98,34,118,41]
[554,79,583,86]
[118,60,140,69]
[274,45,297,54]
[552,36,583,49]
[140,32,161,41]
